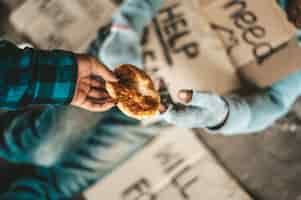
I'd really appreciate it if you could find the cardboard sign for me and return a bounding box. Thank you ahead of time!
[202,0,297,67]
[142,0,241,99]
[10,0,117,51]
[240,37,301,86]
[143,0,301,95]
[84,127,252,200]
[200,0,301,88]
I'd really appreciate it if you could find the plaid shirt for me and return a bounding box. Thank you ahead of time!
[0,40,77,110]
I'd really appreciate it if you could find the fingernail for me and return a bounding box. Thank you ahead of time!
[178,90,193,103]
[159,104,167,113]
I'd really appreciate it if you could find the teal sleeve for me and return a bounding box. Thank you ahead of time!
[213,70,301,134]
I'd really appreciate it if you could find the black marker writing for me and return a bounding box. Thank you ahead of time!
[122,178,157,200]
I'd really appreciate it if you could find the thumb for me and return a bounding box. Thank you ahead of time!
[91,58,118,82]
[178,90,193,104]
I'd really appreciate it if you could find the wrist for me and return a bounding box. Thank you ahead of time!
[207,97,230,130]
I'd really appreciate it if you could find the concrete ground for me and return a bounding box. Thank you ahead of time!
[197,98,301,200]
[2,1,301,200]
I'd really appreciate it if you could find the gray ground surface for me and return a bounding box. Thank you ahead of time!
[197,99,301,200]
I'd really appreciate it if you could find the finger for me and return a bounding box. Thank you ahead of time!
[159,104,168,113]
[91,58,118,82]
[88,88,110,99]
[71,87,89,107]
[178,90,193,103]
[81,99,115,112]
[78,82,90,94]
[81,78,105,88]
[90,97,117,105]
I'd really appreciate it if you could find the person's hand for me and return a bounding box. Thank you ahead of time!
[71,55,118,112]
[161,90,229,128]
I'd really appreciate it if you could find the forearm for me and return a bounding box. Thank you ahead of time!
[0,40,77,110]
[113,0,163,34]
[213,70,301,134]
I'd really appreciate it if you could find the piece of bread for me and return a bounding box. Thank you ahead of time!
[106,64,160,120]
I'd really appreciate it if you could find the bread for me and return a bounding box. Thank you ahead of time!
[106,64,160,120]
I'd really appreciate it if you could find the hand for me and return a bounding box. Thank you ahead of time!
[161,90,229,128]
[71,55,118,112]
[99,25,142,70]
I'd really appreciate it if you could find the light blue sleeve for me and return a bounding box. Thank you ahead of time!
[214,70,301,134]
[113,0,163,35]
[212,0,301,134]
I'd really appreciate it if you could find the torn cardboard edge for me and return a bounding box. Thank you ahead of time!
[84,127,253,200]
[200,0,300,88]
[239,37,301,86]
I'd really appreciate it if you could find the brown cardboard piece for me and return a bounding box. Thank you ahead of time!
[84,127,252,200]
[200,0,301,87]
[142,0,241,100]
[10,0,117,51]
[9,0,301,98]
[240,38,301,86]
[202,0,296,67]
[142,0,300,100]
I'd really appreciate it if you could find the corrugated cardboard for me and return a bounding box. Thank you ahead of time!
[10,0,117,51]
[9,0,301,97]
[142,0,241,100]
[84,127,252,200]
[200,0,301,88]
[202,0,296,67]
[240,38,301,86]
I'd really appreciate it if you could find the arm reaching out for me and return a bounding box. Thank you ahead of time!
[0,40,117,112]
[162,70,301,135]
[216,70,301,134]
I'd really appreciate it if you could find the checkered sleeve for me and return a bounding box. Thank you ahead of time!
[0,178,50,200]
[0,40,78,110]
[0,167,61,200]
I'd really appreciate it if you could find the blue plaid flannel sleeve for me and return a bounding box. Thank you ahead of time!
[1,178,51,200]
[0,167,63,200]
[0,40,78,110]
